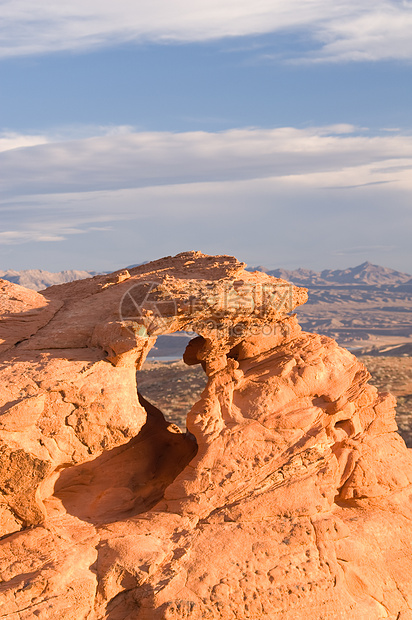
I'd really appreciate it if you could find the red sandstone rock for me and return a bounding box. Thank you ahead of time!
[1,251,412,619]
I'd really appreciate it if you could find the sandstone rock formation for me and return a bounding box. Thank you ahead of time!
[1,251,412,619]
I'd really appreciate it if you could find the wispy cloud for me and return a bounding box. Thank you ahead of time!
[0,124,411,270]
[310,2,412,62]
[1,125,412,200]
[0,131,50,152]
[0,1,411,63]
[1,163,411,275]
[0,230,67,243]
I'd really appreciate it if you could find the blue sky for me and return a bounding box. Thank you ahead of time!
[1,0,412,273]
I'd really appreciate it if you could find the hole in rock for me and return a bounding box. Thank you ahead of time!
[136,367,207,431]
[334,419,353,437]
[49,336,208,524]
[146,332,195,362]
[138,332,241,431]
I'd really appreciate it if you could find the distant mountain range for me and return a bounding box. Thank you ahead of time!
[1,261,410,291]
[247,261,412,287]
[0,263,148,291]
[0,269,99,291]
[2,261,412,356]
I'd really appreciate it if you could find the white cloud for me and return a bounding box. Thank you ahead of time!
[1,125,412,201]
[0,230,66,243]
[0,123,411,269]
[312,2,412,62]
[0,131,50,152]
[0,0,411,62]
[1,161,411,276]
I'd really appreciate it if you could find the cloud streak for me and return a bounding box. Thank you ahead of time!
[0,0,411,62]
[0,131,49,153]
[0,122,411,275]
[312,2,412,62]
[1,164,411,275]
[1,125,412,199]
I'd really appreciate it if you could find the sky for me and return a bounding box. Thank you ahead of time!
[1,0,412,273]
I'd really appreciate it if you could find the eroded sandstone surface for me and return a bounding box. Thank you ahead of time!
[1,251,412,619]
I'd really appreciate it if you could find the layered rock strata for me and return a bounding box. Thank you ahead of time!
[1,251,412,619]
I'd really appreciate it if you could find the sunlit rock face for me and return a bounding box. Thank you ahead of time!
[1,251,412,620]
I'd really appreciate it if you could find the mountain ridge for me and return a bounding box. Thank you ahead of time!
[247,261,412,286]
[0,268,100,291]
[1,261,411,291]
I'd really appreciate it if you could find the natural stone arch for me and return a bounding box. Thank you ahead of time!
[1,252,412,620]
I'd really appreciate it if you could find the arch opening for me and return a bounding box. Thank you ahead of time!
[136,332,208,431]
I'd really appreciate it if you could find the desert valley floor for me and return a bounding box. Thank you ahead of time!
[138,355,412,447]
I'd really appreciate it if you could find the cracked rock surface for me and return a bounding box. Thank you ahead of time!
[1,251,412,619]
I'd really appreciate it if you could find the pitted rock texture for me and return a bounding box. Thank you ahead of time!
[1,251,412,620]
